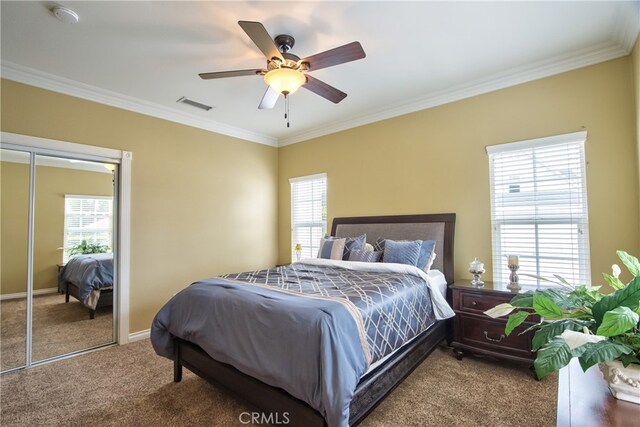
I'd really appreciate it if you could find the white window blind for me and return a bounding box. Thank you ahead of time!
[63,195,113,263]
[290,173,327,261]
[487,131,590,287]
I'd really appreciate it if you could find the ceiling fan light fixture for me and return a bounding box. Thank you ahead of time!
[264,68,306,95]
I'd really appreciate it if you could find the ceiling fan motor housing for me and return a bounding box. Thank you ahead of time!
[274,34,295,53]
[267,53,307,72]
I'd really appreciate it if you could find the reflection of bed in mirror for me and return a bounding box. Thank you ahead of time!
[58,253,114,319]
[151,213,456,426]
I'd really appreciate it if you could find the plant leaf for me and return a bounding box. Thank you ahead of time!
[596,306,640,336]
[620,354,640,367]
[523,274,571,288]
[553,274,572,286]
[532,320,584,351]
[577,341,633,371]
[617,251,640,276]
[510,292,534,308]
[533,294,564,319]
[484,303,515,319]
[603,273,625,291]
[592,277,640,327]
[534,337,573,380]
[505,311,530,336]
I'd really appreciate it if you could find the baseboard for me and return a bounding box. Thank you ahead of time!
[128,329,150,342]
[0,287,59,301]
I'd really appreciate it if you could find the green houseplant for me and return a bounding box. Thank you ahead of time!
[485,250,640,403]
[67,240,110,257]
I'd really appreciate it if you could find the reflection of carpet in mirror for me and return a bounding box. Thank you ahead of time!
[1,293,113,371]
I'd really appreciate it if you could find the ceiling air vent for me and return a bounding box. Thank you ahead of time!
[177,96,213,111]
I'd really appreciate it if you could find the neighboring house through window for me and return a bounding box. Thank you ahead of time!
[487,131,590,286]
[290,173,327,261]
[63,195,113,263]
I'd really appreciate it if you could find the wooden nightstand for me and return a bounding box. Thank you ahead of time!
[449,280,538,364]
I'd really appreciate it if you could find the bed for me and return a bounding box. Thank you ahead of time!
[58,253,114,319]
[151,213,456,426]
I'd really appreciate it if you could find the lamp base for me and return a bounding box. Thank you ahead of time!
[507,264,520,291]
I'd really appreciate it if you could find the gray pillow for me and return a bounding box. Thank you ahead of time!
[382,239,422,266]
[348,249,382,263]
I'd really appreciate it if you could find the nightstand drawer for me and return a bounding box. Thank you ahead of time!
[454,290,510,314]
[455,314,534,359]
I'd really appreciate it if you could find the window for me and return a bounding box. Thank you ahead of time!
[63,195,113,263]
[290,173,327,260]
[487,131,590,286]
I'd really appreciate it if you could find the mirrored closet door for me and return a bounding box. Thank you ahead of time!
[1,146,119,373]
[0,149,30,371]
[31,155,117,362]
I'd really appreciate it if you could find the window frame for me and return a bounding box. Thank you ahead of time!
[486,131,591,287]
[63,194,114,263]
[289,173,327,261]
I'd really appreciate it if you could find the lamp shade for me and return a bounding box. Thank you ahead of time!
[264,68,306,95]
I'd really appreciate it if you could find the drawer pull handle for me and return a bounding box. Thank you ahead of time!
[483,331,505,343]
[471,301,477,306]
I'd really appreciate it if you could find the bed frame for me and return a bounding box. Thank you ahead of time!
[62,282,113,320]
[173,213,456,426]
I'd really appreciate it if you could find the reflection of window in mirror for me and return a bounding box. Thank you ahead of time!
[63,196,113,264]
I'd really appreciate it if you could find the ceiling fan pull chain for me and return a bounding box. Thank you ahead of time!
[285,93,290,128]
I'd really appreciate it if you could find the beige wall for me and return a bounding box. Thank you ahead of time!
[278,57,639,285]
[1,161,114,295]
[632,35,640,249]
[1,79,279,333]
[1,161,29,295]
[2,51,638,331]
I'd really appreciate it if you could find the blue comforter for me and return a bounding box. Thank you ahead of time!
[151,259,454,426]
[58,253,113,309]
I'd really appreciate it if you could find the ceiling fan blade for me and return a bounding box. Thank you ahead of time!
[238,21,284,61]
[258,86,280,110]
[300,42,365,72]
[302,75,347,104]
[199,69,263,80]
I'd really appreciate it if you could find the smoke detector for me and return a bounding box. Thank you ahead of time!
[52,6,79,24]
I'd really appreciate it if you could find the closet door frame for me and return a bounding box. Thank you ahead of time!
[1,132,131,371]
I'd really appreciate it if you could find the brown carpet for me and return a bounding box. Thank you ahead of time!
[0,340,557,427]
[1,293,113,370]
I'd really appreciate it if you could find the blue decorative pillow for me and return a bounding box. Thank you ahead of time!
[348,249,382,263]
[324,234,366,260]
[374,237,386,252]
[417,240,437,270]
[375,238,436,270]
[317,237,346,260]
[382,239,422,266]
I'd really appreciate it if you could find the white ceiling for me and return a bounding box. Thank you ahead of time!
[1,1,639,147]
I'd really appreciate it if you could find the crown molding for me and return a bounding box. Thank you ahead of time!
[611,1,640,53]
[0,62,278,147]
[1,33,633,150]
[278,40,629,147]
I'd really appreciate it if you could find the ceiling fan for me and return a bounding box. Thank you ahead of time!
[199,21,366,126]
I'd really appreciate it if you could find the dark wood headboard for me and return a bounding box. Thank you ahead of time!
[331,213,456,284]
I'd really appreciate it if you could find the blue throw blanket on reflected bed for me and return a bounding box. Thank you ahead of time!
[58,253,113,310]
[151,259,454,427]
